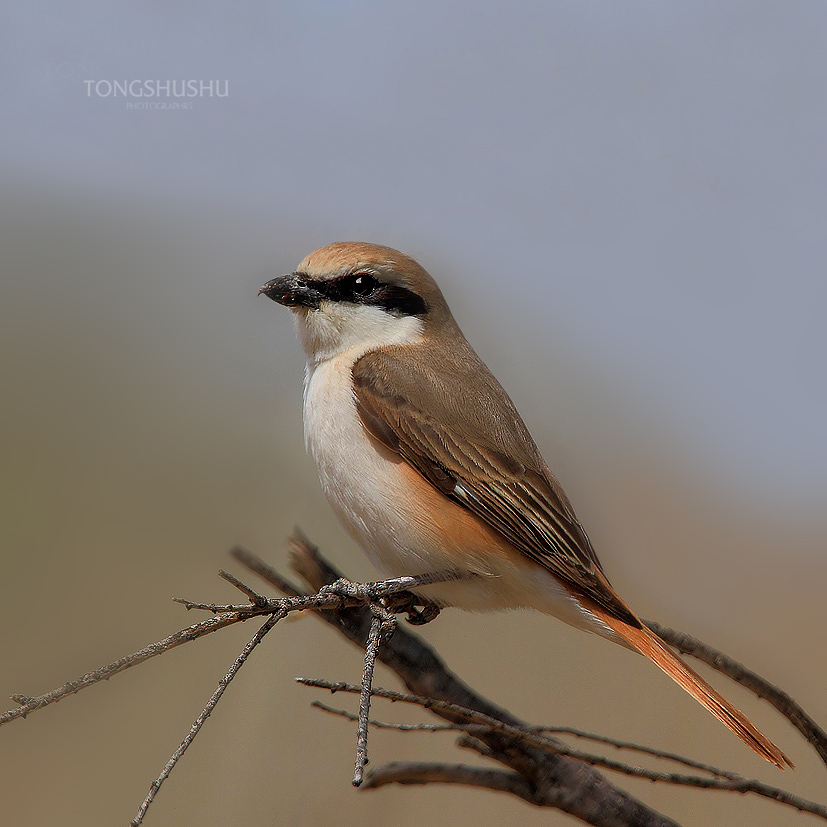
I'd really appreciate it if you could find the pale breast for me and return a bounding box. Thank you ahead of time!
[303,352,425,574]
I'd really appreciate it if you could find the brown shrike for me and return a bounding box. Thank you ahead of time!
[259,241,791,769]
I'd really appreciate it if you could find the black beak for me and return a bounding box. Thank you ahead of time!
[258,273,323,309]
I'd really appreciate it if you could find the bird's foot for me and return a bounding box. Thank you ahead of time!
[317,576,442,626]
[381,590,441,625]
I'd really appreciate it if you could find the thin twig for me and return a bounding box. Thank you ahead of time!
[218,569,269,606]
[230,544,305,597]
[1,611,252,726]
[312,700,462,732]
[536,727,742,780]
[362,760,560,801]
[363,760,538,798]
[354,612,384,786]
[131,611,283,826]
[171,598,261,613]
[1,571,463,729]
[298,678,827,821]
[310,700,741,780]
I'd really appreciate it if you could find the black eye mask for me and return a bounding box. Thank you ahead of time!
[310,272,428,317]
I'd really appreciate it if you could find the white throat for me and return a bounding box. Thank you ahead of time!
[294,301,425,370]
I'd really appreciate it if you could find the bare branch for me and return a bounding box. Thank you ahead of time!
[230,543,305,597]
[171,598,260,613]
[1,611,252,726]
[243,539,682,827]
[353,610,388,786]
[131,611,283,826]
[5,534,822,827]
[0,566,456,729]
[362,761,538,799]
[299,678,827,820]
[217,569,269,606]
[312,699,465,733]
[536,727,741,780]
[363,758,683,815]
[310,700,740,780]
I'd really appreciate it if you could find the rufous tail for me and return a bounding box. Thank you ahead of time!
[590,603,793,769]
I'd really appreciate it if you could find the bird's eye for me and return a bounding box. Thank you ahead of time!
[345,273,379,297]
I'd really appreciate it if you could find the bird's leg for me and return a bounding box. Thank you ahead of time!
[319,569,469,601]
[319,569,470,621]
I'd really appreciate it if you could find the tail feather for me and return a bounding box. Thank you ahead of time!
[590,604,793,769]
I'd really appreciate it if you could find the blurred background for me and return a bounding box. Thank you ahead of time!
[1,2,825,825]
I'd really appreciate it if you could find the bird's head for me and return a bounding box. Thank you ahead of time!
[259,242,450,364]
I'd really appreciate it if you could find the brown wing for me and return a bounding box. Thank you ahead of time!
[352,345,640,627]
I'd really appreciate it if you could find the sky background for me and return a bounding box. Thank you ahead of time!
[1,3,825,826]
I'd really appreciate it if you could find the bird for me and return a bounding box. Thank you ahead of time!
[259,241,791,769]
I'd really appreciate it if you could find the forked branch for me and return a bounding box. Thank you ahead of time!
[298,678,827,819]
[2,531,824,827]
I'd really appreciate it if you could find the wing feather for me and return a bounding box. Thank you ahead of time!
[352,346,639,626]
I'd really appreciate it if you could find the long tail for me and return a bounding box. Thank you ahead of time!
[588,602,793,769]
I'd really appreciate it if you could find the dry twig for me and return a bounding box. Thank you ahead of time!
[298,678,827,820]
[130,611,283,826]
[0,569,446,728]
[2,531,824,827]
[310,700,741,780]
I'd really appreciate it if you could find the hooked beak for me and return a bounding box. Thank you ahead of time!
[258,273,323,309]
